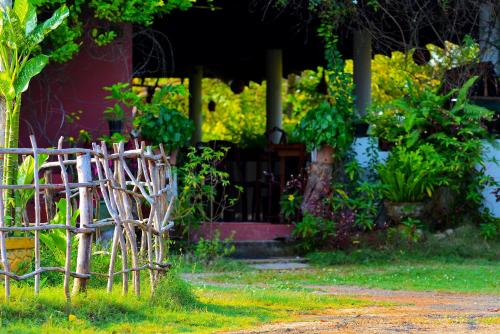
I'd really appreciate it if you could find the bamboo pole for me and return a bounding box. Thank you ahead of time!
[100,143,128,294]
[72,153,93,294]
[29,136,41,295]
[57,137,72,304]
[116,142,140,296]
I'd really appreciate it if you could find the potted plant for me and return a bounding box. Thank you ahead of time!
[371,76,494,223]
[293,100,354,214]
[103,82,141,135]
[294,100,354,162]
[378,144,445,223]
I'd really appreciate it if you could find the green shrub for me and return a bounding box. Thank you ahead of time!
[293,213,335,251]
[194,230,235,264]
[150,271,198,310]
[378,144,445,202]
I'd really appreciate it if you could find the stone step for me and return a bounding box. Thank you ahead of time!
[229,240,298,259]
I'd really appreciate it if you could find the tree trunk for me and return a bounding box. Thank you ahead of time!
[301,145,334,216]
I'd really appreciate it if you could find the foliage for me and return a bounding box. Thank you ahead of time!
[371,76,495,212]
[193,230,235,264]
[293,26,354,154]
[330,160,381,231]
[294,100,353,153]
[479,214,500,240]
[98,132,127,144]
[132,84,194,151]
[388,218,424,244]
[13,153,48,225]
[293,213,335,251]
[174,146,242,240]
[150,271,198,310]
[103,82,140,121]
[32,0,195,62]
[378,145,445,202]
[0,0,68,203]
[279,192,302,223]
[39,198,79,267]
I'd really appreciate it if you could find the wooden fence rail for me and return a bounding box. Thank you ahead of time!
[0,136,175,303]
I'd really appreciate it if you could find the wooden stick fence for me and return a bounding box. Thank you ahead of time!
[0,136,176,302]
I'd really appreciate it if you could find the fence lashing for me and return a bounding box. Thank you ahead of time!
[0,137,175,302]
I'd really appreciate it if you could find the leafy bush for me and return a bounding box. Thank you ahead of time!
[293,213,335,251]
[370,76,495,208]
[126,84,194,151]
[378,144,445,202]
[174,146,242,240]
[330,159,381,231]
[193,231,235,264]
[308,224,500,264]
[150,271,198,310]
[294,101,354,153]
[103,82,141,121]
[39,199,79,267]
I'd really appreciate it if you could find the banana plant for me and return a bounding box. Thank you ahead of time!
[0,0,68,223]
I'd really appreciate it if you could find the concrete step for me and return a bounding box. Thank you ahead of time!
[229,240,298,259]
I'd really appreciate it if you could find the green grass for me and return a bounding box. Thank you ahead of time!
[197,225,500,295]
[209,259,499,294]
[0,275,368,333]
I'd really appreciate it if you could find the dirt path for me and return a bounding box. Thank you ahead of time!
[228,285,500,333]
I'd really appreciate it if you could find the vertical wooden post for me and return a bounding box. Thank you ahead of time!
[43,169,56,221]
[30,136,41,295]
[58,138,72,304]
[73,153,93,294]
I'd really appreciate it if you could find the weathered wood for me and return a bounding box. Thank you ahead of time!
[0,137,175,299]
[116,142,141,296]
[43,169,56,221]
[0,267,90,280]
[30,136,41,295]
[0,182,101,190]
[58,137,72,303]
[99,144,128,294]
[72,153,93,294]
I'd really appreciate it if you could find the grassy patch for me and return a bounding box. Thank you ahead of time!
[479,316,500,325]
[208,258,500,294]
[0,274,367,333]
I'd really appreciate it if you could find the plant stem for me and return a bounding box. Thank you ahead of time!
[3,98,20,225]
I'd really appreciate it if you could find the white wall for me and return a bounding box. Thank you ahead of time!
[482,139,500,218]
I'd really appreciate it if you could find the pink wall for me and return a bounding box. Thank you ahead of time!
[19,24,133,148]
[193,222,295,242]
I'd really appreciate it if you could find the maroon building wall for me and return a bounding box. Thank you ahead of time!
[19,24,133,148]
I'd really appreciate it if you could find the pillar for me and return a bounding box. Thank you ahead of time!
[353,30,372,117]
[266,49,283,144]
[479,3,500,74]
[189,66,203,144]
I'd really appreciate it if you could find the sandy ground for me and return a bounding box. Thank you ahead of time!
[227,285,500,333]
